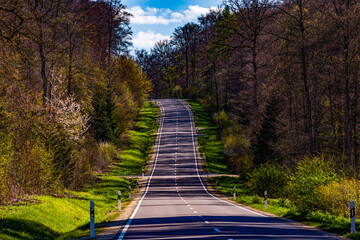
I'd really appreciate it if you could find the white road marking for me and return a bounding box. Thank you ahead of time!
[190,207,193,210]
[214,228,221,232]
[194,211,198,214]
[205,221,210,224]
[180,100,266,217]
[117,101,165,240]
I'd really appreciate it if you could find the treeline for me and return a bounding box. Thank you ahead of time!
[0,0,151,204]
[137,0,360,176]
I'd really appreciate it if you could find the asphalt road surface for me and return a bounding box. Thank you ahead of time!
[117,99,340,240]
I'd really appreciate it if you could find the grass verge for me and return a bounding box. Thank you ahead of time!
[209,176,360,239]
[0,101,159,240]
[111,101,159,176]
[186,100,229,174]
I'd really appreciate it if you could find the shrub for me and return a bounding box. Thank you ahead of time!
[287,156,338,212]
[70,148,93,190]
[248,163,288,198]
[317,179,360,218]
[213,110,232,131]
[99,142,118,168]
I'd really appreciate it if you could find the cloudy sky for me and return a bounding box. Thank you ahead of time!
[122,0,223,51]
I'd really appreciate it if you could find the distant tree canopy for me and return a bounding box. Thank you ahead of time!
[137,0,360,174]
[0,0,151,204]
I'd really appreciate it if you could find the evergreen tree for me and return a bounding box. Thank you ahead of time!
[253,97,282,165]
[90,90,121,145]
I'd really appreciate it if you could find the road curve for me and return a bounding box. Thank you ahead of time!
[117,99,340,240]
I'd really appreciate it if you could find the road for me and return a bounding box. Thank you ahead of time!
[117,99,340,240]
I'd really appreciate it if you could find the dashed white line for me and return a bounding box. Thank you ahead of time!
[205,221,210,224]
[193,211,197,214]
[214,228,221,233]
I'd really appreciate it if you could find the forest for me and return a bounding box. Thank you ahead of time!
[0,0,151,204]
[2,0,360,223]
[136,0,360,215]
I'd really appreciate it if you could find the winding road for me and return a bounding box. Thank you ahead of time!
[117,99,340,240]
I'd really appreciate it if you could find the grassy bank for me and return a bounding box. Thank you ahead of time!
[111,101,159,176]
[0,101,159,240]
[209,176,360,239]
[186,100,229,174]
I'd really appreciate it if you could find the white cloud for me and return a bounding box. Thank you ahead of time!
[132,30,171,49]
[183,5,218,21]
[128,5,218,25]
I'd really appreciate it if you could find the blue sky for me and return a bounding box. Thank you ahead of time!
[122,0,223,51]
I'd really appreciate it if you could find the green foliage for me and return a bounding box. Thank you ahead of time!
[111,101,159,176]
[99,142,118,167]
[287,156,338,212]
[173,85,183,99]
[90,90,122,146]
[213,110,232,131]
[248,163,288,198]
[317,179,360,218]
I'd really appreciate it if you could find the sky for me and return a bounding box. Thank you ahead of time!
[122,0,223,52]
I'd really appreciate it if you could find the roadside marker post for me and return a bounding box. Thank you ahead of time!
[233,186,236,200]
[129,186,131,201]
[90,200,95,238]
[351,201,356,233]
[136,181,139,193]
[216,181,218,193]
[264,191,268,209]
[118,190,121,212]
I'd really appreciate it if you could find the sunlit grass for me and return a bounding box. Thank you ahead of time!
[186,100,229,173]
[0,176,137,240]
[111,101,159,176]
[0,101,159,240]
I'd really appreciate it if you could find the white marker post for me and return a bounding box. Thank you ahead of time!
[90,200,95,238]
[136,180,139,193]
[233,186,236,200]
[118,190,121,212]
[216,181,218,193]
[129,186,131,201]
[351,201,356,233]
[264,191,268,209]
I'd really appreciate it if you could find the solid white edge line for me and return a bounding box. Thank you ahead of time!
[180,99,266,217]
[117,101,166,240]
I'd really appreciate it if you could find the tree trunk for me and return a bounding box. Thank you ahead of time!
[299,1,314,155]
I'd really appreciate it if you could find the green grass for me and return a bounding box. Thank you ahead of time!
[210,176,360,239]
[0,176,137,240]
[0,101,159,240]
[186,100,229,174]
[111,101,159,176]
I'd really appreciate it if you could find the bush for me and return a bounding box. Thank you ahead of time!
[317,179,360,218]
[70,148,93,190]
[287,156,338,212]
[213,110,232,131]
[248,163,288,198]
[98,142,118,168]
